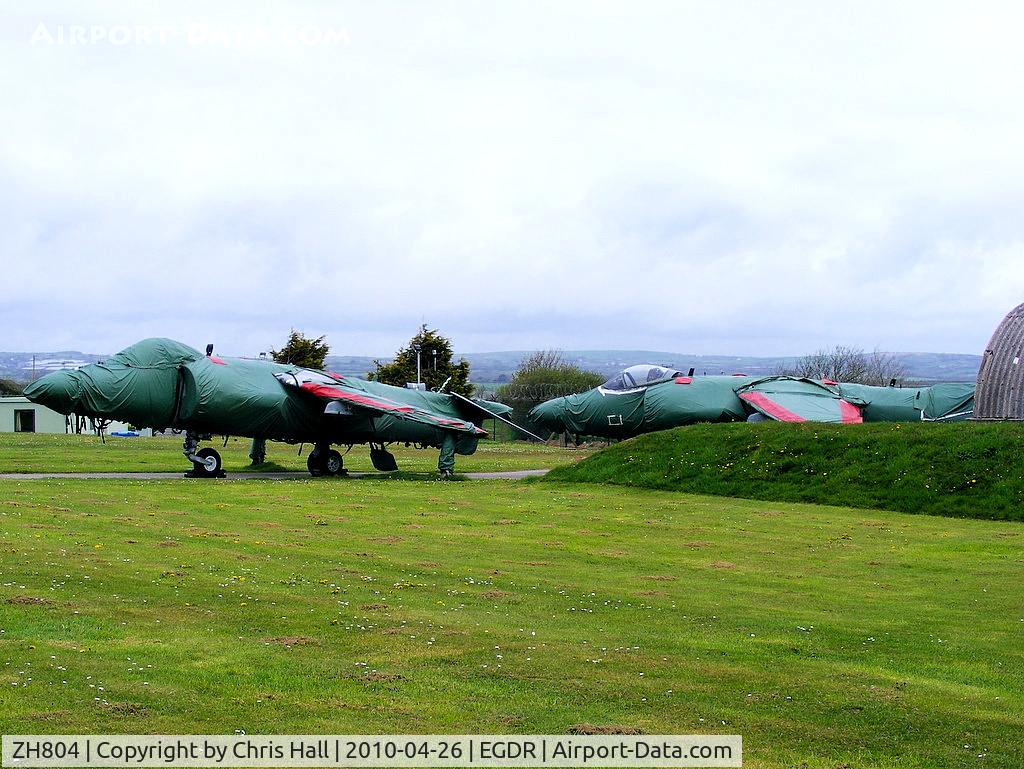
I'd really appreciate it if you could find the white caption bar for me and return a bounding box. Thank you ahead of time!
[2,735,741,768]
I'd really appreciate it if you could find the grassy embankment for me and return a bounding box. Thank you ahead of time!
[0,434,587,474]
[546,421,1024,521]
[0,477,1022,767]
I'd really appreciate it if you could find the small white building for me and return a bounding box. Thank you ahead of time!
[0,396,149,435]
[0,396,69,433]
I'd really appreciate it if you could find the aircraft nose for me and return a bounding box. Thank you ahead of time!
[23,370,82,414]
[528,399,564,432]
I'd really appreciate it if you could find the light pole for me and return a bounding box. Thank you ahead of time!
[413,344,421,386]
[432,348,437,371]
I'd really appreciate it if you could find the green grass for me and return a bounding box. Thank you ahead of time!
[0,477,1022,767]
[545,421,1024,521]
[0,434,588,474]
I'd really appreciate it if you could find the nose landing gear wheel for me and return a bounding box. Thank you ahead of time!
[190,448,224,478]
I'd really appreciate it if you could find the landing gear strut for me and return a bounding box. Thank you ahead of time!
[307,443,346,477]
[183,433,225,478]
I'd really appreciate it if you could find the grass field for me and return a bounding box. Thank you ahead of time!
[0,434,589,474]
[1,476,1022,768]
[547,421,1024,521]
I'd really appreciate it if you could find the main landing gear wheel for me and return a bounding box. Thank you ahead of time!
[324,449,345,476]
[191,448,223,478]
[307,452,326,477]
[308,448,346,477]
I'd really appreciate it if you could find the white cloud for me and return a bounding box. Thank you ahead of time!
[3,1,1023,357]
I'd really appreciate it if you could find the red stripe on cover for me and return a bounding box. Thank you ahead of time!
[822,379,839,385]
[674,376,693,384]
[300,382,417,412]
[209,357,227,365]
[839,399,863,424]
[299,382,484,433]
[739,391,807,422]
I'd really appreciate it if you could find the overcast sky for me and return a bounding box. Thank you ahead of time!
[3,2,1023,357]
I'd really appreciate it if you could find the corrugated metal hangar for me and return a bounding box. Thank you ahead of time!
[975,303,1024,420]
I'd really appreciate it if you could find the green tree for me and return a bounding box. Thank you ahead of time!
[271,330,330,369]
[495,350,604,437]
[251,330,332,465]
[0,378,24,396]
[368,325,474,396]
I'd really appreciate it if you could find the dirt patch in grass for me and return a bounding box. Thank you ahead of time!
[28,709,72,722]
[483,590,513,599]
[98,702,148,717]
[361,603,389,610]
[637,590,668,597]
[418,561,441,568]
[495,519,519,525]
[157,540,179,547]
[369,536,403,544]
[362,672,405,682]
[643,575,677,581]
[711,561,737,569]
[263,636,318,647]
[567,724,644,735]
[682,541,711,549]
[6,595,52,605]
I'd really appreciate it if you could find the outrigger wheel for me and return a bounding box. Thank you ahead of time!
[307,445,346,477]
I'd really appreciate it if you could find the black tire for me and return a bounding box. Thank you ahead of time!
[324,449,344,476]
[192,448,222,477]
[307,452,326,477]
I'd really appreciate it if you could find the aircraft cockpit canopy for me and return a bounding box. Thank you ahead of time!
[601,364,684,391]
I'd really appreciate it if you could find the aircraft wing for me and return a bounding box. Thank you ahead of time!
[736,377,864,424]
[448,391,546,441]
[275,371,486,435]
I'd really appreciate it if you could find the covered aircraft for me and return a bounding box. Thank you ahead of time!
[24,338,518,477]
[528,363,975,439]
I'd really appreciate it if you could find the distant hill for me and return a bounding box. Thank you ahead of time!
[456,350,982,385]
[0,351,108,382]
[1,348,982,385]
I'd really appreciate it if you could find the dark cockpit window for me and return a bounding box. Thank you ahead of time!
[601,373,631,391]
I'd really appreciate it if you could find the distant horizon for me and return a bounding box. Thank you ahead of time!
[0,343,987,360]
